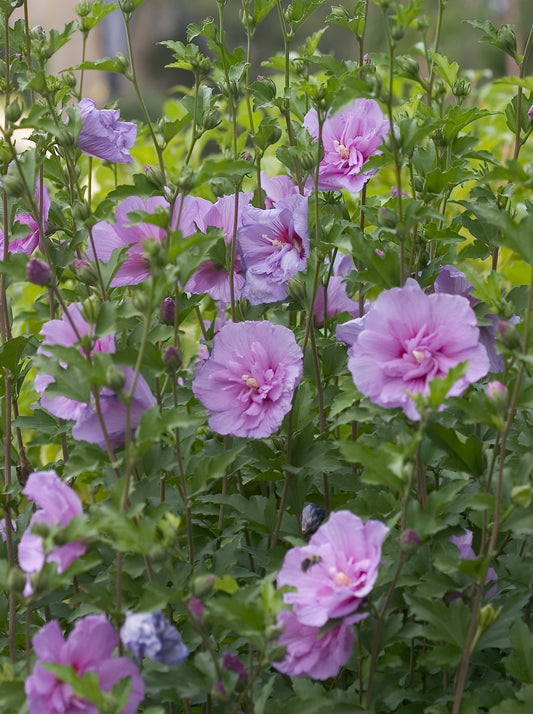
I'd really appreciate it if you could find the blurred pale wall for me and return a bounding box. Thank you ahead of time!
[12,0,118,103]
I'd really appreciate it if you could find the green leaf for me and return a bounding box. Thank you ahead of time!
[0,336,29,375]
[504,620,533,684]
[426,424,484,476]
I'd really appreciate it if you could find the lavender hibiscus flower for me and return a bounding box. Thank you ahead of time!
[273,609,360,680]
[77,98,137,163]
[35,303,115,423]
[434,264,511,373]
[277,510,388,627]
[303,98,389,193]
[192,320,303,439]
[18,470,86,597]
[0,184,50,256]
[25,614,145,714]
[88,195,168,287]
[35,304,156,449]
[313,253,358,326]
[120,611,189,665]
[346,279,490,420]
[184,192,252,303]
[238,194,309,305]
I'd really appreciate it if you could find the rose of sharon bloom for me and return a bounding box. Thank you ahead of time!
[274,609,360,680]
[0,184,50,256]
[184,193,252,303]
[25,614,144,714]
[277,510,388,627]
[77,98,137,163]
[434,264,511,373]
[71,367,156,449]
[35,303,116,423]
[313,253,358,326]
[18,471,86,597]
[303,98,389,193]
[35,303,155,449]
[347,279,490,420]
[238,194,309,305]
[450,530,498,599]
[193,321,303,439]
[120,611,189,665]
[88,195,169,287]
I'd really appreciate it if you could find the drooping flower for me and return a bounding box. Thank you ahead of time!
[18,470,86,597]
[35,304,155,449]
[449,530,498,599]
[434,264,511,373]
[346,279,490,420]
[313,253,358,326]
[35,303,116,423]
[193,320,303,439]
[120,611,189,665]
[25,615,145,714]
[222,652,247,683]
[70,367,156,450]
[277,510,388,627]
[238,194,309,305]
[184,192,252,303]
[88,195,168,287]
[301,503,326,537]
[303,98,389,193]
[273,609,359,680]
[0,183,50,256]
[77,98,137,163]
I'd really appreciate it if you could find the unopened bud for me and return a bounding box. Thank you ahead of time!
[8,566,27,593]
[192,573,215,597]
[486,380,506,401]
[106,365,126,392]
[5,99,22,123]
[477,603,501,630]
[511,484,532,509]
[160,297,175,325]
[301,503,326,537]
[401,529,421,555]
[164,345,182,371]
[1,174,24,197]
[26,258,52,286]
[452,79,471,98]
[188,597,206,622]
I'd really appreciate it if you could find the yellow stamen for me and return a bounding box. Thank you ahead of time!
[412,349,425,364]
[242,374,258,389]
[334,140,350,161]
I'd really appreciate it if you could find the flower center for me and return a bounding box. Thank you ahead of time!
[241,374,258,390]
[412,349,426,364]
[329,566,352,587]
[334,140,350,161]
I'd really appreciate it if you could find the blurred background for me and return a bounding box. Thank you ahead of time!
[14,0,533,114]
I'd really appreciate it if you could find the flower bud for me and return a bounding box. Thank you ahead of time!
[160,297,175,325]
[486,380,506,401]
[378,207,398,228]
[477,603,501,630]
[529,104,533,124]
[188,597,206,622]
[192,573,215,597]
[511,484,532,509]
[73,257,97,285]
[299,151,316,172]
[452,79,471,98]
[132,292,152,314]
[26,258,51,286]
[7,566,27,593]
[400,529,421,555]
[76,1,91,17]
[1,174,24,197]
[81,295,101,324]
[202,109,220,131]
[106,365,126,393]
[164,345,182,372]
[301,503,326,537]
[5,99,22,123]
